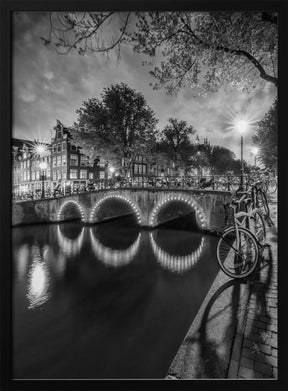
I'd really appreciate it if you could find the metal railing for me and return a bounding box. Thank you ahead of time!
[12,173,277,202]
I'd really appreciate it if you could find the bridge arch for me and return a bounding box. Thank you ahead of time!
[149,195,207,229]
[89,194,142,224]
[57,200,86,222]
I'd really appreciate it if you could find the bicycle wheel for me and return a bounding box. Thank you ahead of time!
[257,190,270,217]
[250,210,266,246]
[216,226,259,279]
[268,179,277,194]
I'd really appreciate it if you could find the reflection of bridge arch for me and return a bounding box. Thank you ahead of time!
[56,225,85,257]
[150,232,205,274]
[57,200,85,222]
[90,228,141,267]
[89,194,142,224]
[149,195,207,229]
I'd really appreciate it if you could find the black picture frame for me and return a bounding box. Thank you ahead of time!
[1,1,287,390]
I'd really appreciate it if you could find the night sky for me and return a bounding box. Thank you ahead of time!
[13,12,277,164]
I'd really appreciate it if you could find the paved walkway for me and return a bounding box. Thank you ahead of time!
[166,192,278,380]
[228,193,278,379]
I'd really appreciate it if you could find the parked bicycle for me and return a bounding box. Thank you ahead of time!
[216,196,260,279]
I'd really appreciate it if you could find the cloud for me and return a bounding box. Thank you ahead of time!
[12,11,277,165]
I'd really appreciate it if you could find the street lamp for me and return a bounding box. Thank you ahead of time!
[251,147,259,168]
[236,119,248,191]
[39,161,47,198]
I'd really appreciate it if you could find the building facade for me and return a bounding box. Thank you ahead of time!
[12,121,106,197]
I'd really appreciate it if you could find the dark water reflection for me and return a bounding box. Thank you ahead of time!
[13,218,219,379]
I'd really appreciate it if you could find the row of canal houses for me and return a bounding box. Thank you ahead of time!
[12,120,178,196]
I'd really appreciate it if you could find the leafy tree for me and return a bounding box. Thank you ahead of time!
[252,99,277,169]
[71,83,158,175]
[43,11,277,94]
[209,145,236,174]
[157,118,197,174]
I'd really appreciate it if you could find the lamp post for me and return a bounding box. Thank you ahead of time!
[251,147,259,168]
[236,120,248,191]
[39,161,47,198]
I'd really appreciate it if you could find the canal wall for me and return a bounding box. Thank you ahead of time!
[12,188,231,231]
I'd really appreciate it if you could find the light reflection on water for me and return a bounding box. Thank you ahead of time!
[13,220,219,379]
[26,246,50,309]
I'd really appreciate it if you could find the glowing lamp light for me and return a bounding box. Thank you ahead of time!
[251,147,259,155]
[36,144,47,155]
[39,161,47,170]
[109,167,115,173]
[236,119,248,134]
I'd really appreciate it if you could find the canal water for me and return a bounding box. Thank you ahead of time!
[13,217,220,379]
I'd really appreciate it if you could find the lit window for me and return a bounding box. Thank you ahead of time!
[89,173,93,179]
[52,145,56,153]
[62,171,67,179]
[80,170,87,179]
[70,169,78,179]
[57,143,61,152]
[62,155,66,165]
[57,156,62,166]
[53,157,57,167]
[53,170,57,180]
[32,171,35,181]
[99,171,105,179]
[58,170,62,179]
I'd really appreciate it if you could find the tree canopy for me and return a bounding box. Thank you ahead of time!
[156,118,197,174]
[252,99,277,169]
[43,11,277,95]
[71,83,158,174]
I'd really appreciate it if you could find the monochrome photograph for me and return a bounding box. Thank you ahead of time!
[10,8,278,381]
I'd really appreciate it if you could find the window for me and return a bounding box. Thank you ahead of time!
[70,169,78,179]
[32,171,35,181]
[62,155,66,165]
[52,145,56,153]
[143,165,147,174]
[99,171,105,179]
[70,154,78,166]
[62,171,67,179]
[47,168,51,178]
[58,170,62,179]
[36,171,40,180]
[27,171,30,181]
[57,156,62,166]
[134,164,139,175]
[52,157,57,168]
[23,171,26,181]
[53,170,57,181]
[89,172,94,179]
[27,160,30,168]
[71,145,77,151]
[57,143,61,152]
[62,142,66,151]
[80,170,87,179]
[80,156,86,166]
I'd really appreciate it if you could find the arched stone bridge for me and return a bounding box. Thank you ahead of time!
[12,188,231,230]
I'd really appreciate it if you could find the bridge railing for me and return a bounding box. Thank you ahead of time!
[13,174,244,202]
